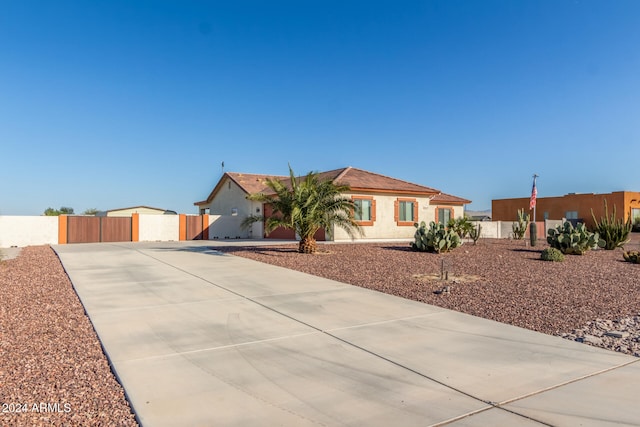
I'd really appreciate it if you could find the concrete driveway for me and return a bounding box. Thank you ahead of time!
[54,241,640,427]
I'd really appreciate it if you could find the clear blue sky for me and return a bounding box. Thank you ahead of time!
[2,0,638,215]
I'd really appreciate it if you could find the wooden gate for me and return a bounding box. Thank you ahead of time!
[66,216,132,243]
[67,216,100,243]
[186,215,204,240]
[101,217,132,242]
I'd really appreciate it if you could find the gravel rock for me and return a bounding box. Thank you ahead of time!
[562,315,640,357]
[0,246,138,426]
[219,236,640,358]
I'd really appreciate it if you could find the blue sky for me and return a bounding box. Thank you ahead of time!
[1,0,638,215]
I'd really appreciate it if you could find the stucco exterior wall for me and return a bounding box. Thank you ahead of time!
[0,216,59,247]
[207,215,248,239]
[205,178,250,216]
[332,193,453,241]
[200,178,264,238]
[138,214,179,241]
[493,191,640,228]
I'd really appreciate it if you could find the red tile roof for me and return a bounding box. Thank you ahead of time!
[332,167,441,195]
[431,192,472,205]
[194,172,286,205]
[195,167,470,205]
[272,167,441,196]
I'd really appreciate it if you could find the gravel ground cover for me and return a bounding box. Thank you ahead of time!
[219,235,640,357]
[0,246,138,427]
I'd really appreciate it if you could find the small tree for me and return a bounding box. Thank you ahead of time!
[44,207,75,216]
[83,208,100,215]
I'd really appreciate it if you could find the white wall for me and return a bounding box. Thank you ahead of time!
[470,219,564,239]
[208,215,251,239]
[472,221,499,238]
[0,216,59,247]
[138,214,179,241]
[207,178,252,216]
[201,177,259,239]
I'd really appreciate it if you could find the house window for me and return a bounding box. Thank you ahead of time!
[231,208,238,216]
[565,211,578,220]
[436,207,453,225]
[399,201,414,222]
[632,208,640,221]
[352,196,376,226]
[395,198,417,226]
[543,211,549,220]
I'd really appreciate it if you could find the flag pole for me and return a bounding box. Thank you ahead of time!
[530,174,539,246]
[532,174,538,221]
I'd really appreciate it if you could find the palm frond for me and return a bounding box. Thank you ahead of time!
[243,165,363,248]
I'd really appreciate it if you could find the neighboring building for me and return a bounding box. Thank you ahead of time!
[195,167,471,240]
[492,191,640,228]
[464,209,492,221]
[96,206,177,217]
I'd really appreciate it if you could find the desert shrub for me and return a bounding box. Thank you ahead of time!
[591,200,631,250]
[541,247,565,262]
[547,221,604,255]
[412,221,462,253]
[512,209,529,240]
[623,251,640,264]
[448,216,474,239]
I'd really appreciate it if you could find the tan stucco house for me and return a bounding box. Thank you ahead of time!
[194,167,470,241]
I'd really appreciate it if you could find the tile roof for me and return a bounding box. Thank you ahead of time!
[272,167,441,195]
[194,172,286,205]
[227,172,287,195]
[195,167,470,205]
[331,167,441,195]
[431,192,472,205]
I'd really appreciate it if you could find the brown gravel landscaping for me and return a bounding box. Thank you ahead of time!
[0,246,138,427]
[219,234,640,356]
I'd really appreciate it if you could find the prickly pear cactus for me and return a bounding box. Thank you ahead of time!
[412,221,462,253]
[546,221,604,255]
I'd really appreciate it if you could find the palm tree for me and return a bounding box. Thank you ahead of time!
[242,166,363,253]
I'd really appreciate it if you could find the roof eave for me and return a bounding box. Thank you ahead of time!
[347,187,440,197]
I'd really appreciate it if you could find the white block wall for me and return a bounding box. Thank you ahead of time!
[138,214,180,242]
[0,216,59,247]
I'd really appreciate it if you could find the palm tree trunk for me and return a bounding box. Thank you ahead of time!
[298,236,317,254]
